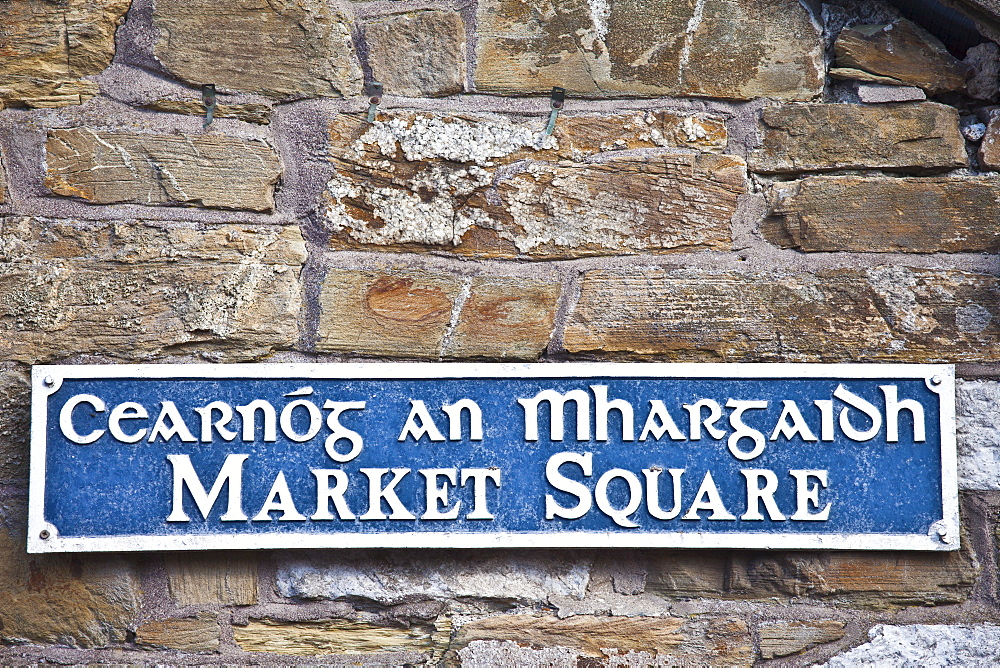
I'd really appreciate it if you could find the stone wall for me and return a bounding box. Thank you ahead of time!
[4,0,1000,665]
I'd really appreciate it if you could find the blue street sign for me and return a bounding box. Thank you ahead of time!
[28,363,958,552]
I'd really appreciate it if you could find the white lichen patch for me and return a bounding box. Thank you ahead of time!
[865,266,939,334]
[356,114,555,166]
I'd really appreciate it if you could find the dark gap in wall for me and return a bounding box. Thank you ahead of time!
[887,0,986,56]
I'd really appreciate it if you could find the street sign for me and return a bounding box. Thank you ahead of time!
[28,363,957,552]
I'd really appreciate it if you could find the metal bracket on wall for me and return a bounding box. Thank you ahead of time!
[366,81,383,123]
[544,87,565,135]
[201,84,217,128]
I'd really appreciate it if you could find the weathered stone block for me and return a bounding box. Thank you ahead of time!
[979,115,1000,171]
[563,266,1000,362]
[153,0,362,99]
[0,366,30,482]
[317,269,462,358]
[451,614,753,666]
[0,499,140,647]
[136,614,220,652]
[647,549,977,608]
[165,554,258,606]
[45,129,282,212]
[444,277,561,359]
[475,0,823,101]
[855,83,927,103]
[0,0,129,109]
[764,176,1000,253]
[957,380,1000,490]
[0,218,305,363]
[834,19,971,94]
[140,100,271,125]
[277,552,590,604]
[365,10,466,97]
[323,111,742,259]
[234,617,450,656]
[750,103,965,174]
[317,270,561,359]
[759,620,846,659]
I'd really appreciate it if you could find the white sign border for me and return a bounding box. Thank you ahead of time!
[28,362,958,553]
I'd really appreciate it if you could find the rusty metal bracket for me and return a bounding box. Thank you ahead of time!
[365,81,383,123]
[544,87,565,135]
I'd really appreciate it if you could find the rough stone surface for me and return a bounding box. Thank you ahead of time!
[0,0,130,109]
[957,380,1000,490]
[856,83,926,102]
[764,176,1000,253]
[0,218,305,363]
[135,614,220,652]
[0,500,140,647]
[317,270,561,359]
[475,0,824,100]
[153,0,363,99]
[444,277,561,359]
[819,624,1000,667]
[0,367,29,482]
[165,554,258,606]
[45,129,282,212]
[365,10,466,97]
[317,269,462,358]
[139,100,271,125]
[277,553,591,603]
[646,549,977,607]
[978,115,1000,170]
[834,19,971,94]
[451,614,753,666]
[759,620,847,659]
[234,617,450,656]
[323,111,742,259]
[965,42,1000,101]
[750,103,965,173]
[564,266,1000,362]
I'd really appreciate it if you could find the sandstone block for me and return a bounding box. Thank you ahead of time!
[451,614,753,666]
[317,269,462,359]
[45,129,282,212]
[0,218,304,363]
[234,617,450,656]
[759,620,846,659]
[647,549,976,608]
[0,499,140,647]
[140,100,271,125]
[317,269,561,359]
[0,366,30,482]
[153,0,362,99]
[834,19,971,94]
[764,176,1000,253]
[475,0,823,101]
[965,42,1000,101]
[563,266,1000,362]
[0,0,129,109]
[365,10,466,97]
[957,380,1000,490]
[165,554,258,606]
[136,614,220,652]
[277,552,590,604]
[323,111,742,259]
[751,103,965,173]
[979,115,1000,170]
